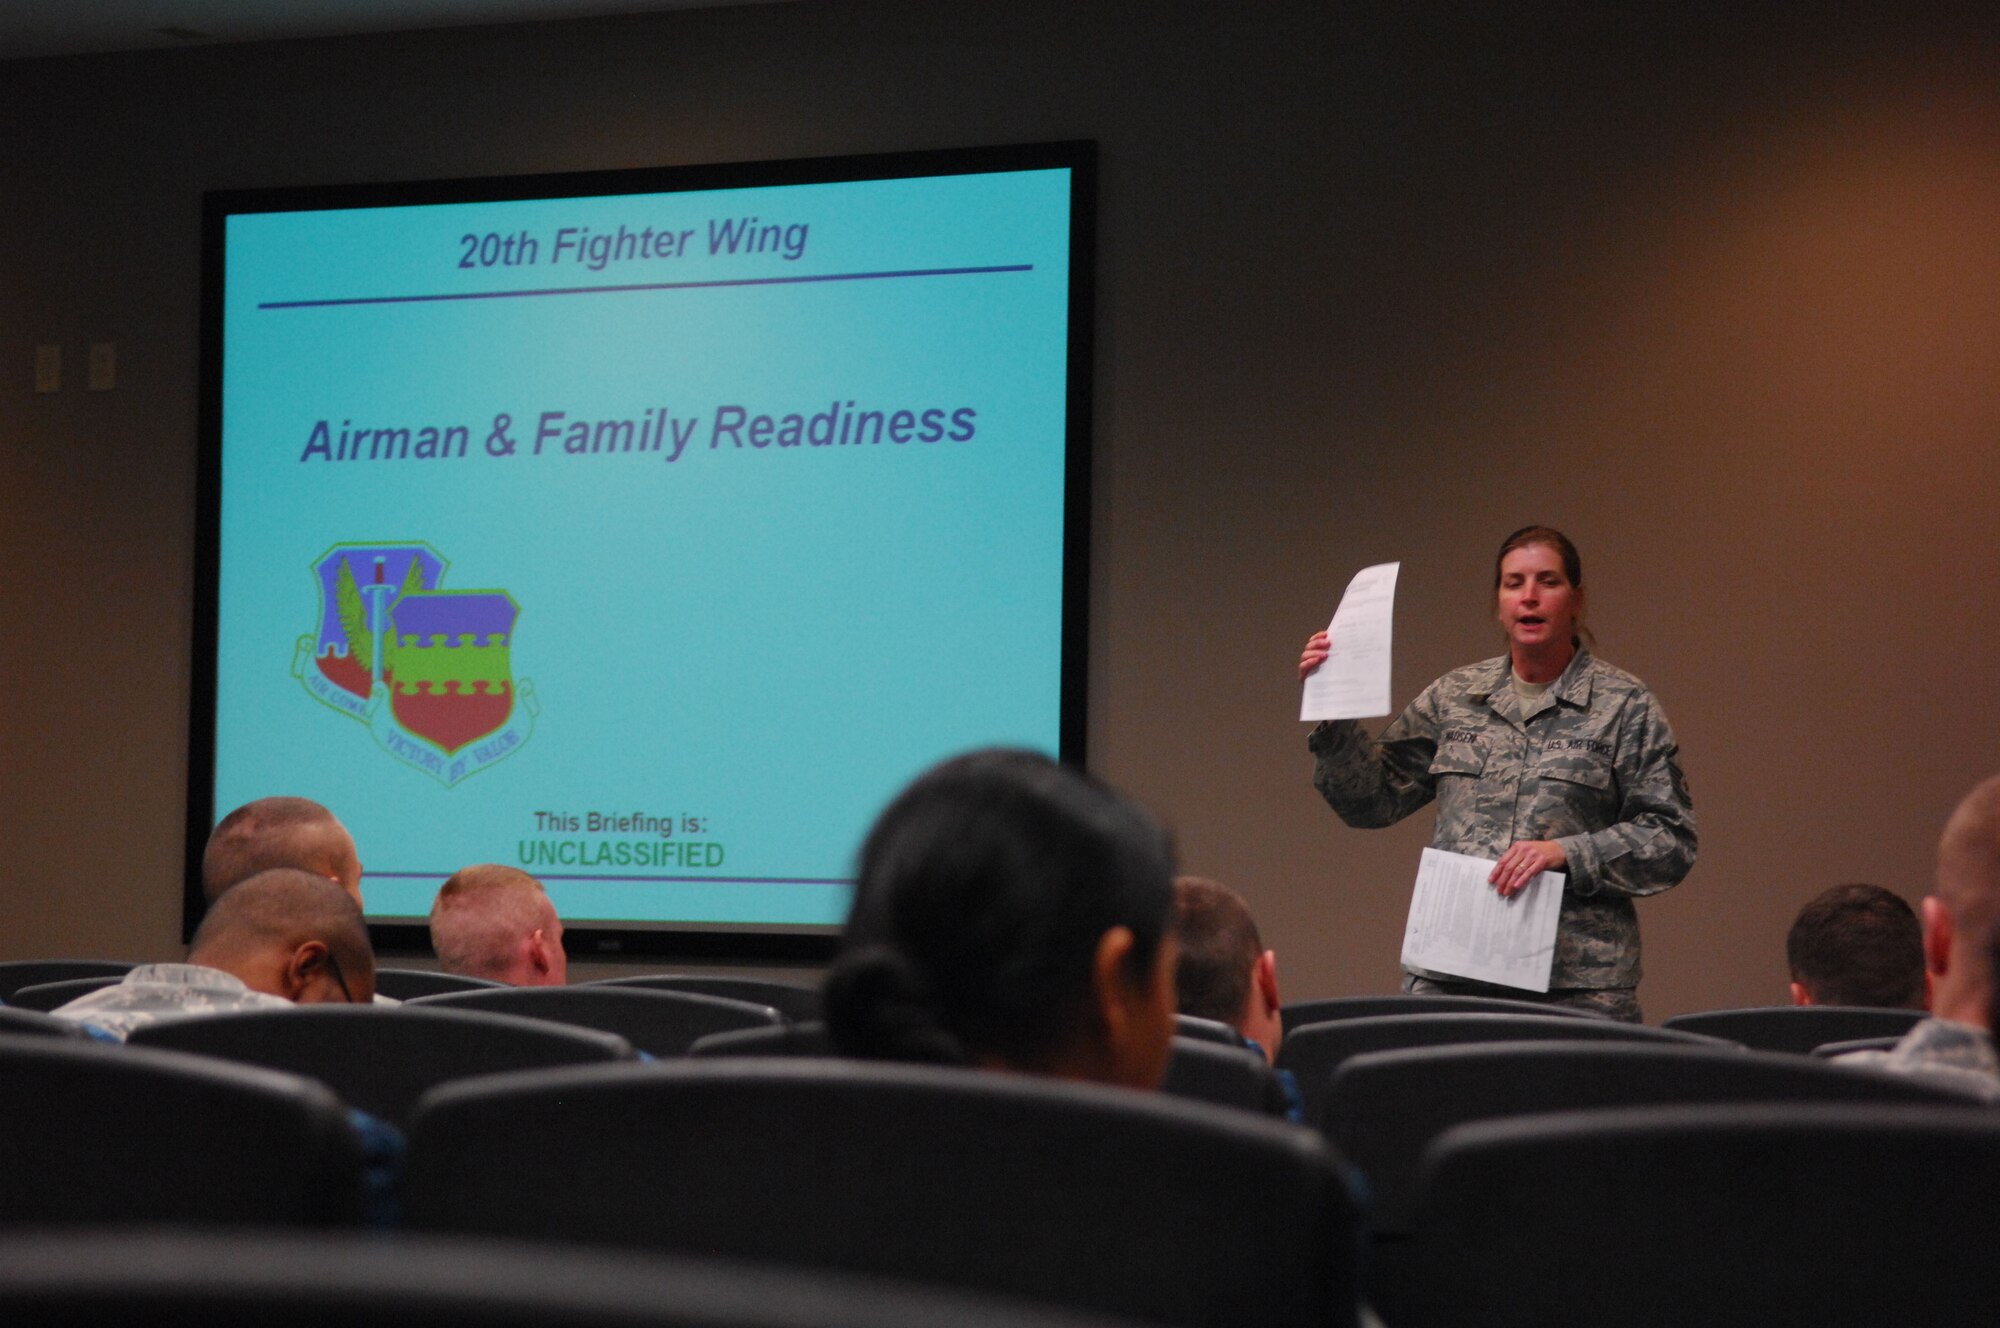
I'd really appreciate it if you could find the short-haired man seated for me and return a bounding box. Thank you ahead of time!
[202,796,364,908]
[429,864,567,986]
[1171,876,1284,1061]
[1834,777,2000,1101]
[52,869,376,1041]
[1786,882,1928,1009]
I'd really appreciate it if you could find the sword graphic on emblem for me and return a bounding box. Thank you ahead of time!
[363,556,396,693]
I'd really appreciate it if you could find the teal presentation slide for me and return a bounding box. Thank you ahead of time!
[206,155,1082,932]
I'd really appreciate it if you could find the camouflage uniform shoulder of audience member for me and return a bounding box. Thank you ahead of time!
[1308,648,1697,989]
[47,962,293,1042]
[1835,1018,2000,1103]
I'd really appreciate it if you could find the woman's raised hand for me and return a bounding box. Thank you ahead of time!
[1299,630,1331,683]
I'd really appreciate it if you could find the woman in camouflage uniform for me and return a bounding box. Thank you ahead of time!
[1299,526,1696,1023]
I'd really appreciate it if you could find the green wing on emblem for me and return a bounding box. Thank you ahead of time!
[401,558,426,597]
[335,557,371,677]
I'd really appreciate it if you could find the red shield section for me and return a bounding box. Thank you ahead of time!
[391,680,515,756]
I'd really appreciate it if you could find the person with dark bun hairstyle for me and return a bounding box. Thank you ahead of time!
[822,748,1180,1090]
[1299,526,1697,1023]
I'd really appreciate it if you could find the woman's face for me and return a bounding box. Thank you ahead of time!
[1496,542,1580,654]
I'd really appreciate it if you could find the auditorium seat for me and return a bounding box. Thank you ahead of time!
[1173,1013,1253,1048]
[0,960,134,1003]
[1396,1102,2000,1326]
[1276,1013,1729,1123]
[0,1007,88,1040]
[1660,1004,1928,1054]
[684,1026,1288,1115]
[1280,993,1595,1037]
[0,1038,364,1227]
[406,1059,1363,1328]
[0,1229,1150,1328]
[372,968,506,1000]
[687,1021,837,1057]
[1323,1040,1982,1237]
[1160,1037,1290,1117]
[4,977,122,1012]
[590,974,821,1022]
[129,1005,635,1125]
[407,986,781,1056]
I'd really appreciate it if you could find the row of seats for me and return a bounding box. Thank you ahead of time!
[4,958,1928,1053]
[1276,991,1928,1053]
[0,962,825,1020]
[0,1035,1355,1328]
[4,1022,1998,1325]
[0,964,1967,1324]
[0,969,1940,1144]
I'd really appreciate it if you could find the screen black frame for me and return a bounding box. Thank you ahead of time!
[185,139,1097,962]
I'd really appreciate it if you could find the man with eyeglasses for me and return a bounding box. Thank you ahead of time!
[51,868,376,1041]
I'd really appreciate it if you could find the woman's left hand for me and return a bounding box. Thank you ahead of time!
[1489,840,1566,897]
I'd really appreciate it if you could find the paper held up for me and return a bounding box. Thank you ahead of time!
[1300,561,1399,721]
[1399,847,1563,992]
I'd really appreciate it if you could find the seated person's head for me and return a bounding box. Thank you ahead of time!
[188,867,376,1004]
[824,749,1178,1090]
[429,864,567,986]
[1931,775,2000,1027]
[1171,876,1282,1059]
[1786,883,1926,1010]
[202,797,363,908]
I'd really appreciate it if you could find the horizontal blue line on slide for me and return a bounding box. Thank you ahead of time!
[368,871,853,887]
[259,263,1035,310]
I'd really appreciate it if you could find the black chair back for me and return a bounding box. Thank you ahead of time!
[1160,1037,1290,1117]
[373,969,506,1000]
[5,977,124,1013]
[1401,1102,2000,1327]
[1326,1040,1980,1236]
[0,1230,1154,1328]
[1660,1004,1927,1054]
[0,1039,363,1227]
[591,975,820,1022]
[1281,993,1595,1036]
[1277,1013,1726,1123]
[685,1029,1293,1117]
[130,1005,634,1125]
[0,1007,89,1040]
[687,1021,837,1058]
[0,960,134,1002]
[1173,1013,1252,1048]
[407,1060,1362,1328]
[408,986,781,1056]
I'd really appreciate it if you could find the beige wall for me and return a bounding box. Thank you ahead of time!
[3,2,1997,1017]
